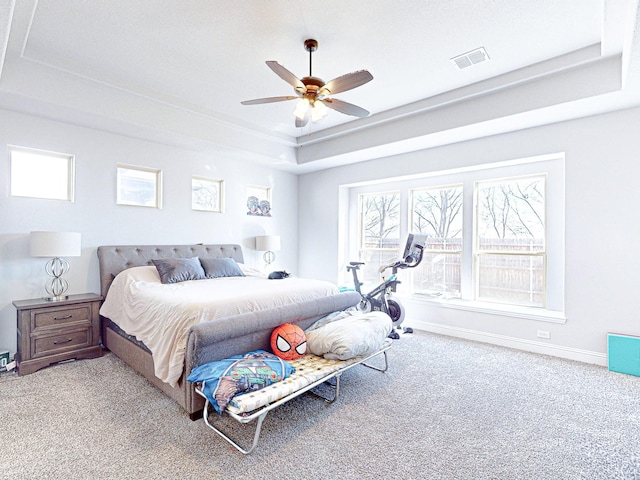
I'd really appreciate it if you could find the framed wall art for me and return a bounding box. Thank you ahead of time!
[192,176,224,213]
[246,184,272,217]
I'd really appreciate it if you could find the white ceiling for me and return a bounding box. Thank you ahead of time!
[1,0,639,173]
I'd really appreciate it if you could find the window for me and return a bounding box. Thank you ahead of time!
[357,191,400,284]
[117,164,162,208]
[9,146,75,201]
[346,154,564,317]
[475,175,545,307]
[410,185,463,298]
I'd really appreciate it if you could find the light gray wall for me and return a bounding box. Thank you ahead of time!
[298,106,640,364]
[0,109,299,355]
[5,104,639,365]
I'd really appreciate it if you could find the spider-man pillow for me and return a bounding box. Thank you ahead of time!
[187,350,295,414]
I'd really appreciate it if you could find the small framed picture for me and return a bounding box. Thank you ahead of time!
[192,176,224,213]
[247,185,272,217]
[117,164,162,208]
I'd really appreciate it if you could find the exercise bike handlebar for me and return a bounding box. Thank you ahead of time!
[378,245,425,274]
[347,233,426,291]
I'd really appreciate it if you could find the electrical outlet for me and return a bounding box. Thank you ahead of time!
[537,330,550,339]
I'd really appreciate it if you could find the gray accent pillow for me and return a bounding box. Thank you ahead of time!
[152,257,206,284]
[200,257,245,279]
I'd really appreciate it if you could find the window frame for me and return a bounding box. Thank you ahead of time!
[473,173,547,308]
[344,154,565,321]
[9,145,75,202]
[409,183,464,298]
[116,163,163,209]
[347,190,403,287]
[358,190,401,252]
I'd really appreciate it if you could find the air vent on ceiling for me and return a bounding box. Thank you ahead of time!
[451,47,489,70]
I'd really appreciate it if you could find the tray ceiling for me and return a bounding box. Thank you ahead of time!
[0,0,639,172]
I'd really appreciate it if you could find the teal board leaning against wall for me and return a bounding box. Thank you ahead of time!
[608,333,640,377]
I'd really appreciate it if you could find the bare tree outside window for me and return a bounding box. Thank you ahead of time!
[411,186,463,297]
[477,178,544,246]
[476,175,546,306]
[413,187,463,240]
[361,192,400,248]
[358,192,400,284]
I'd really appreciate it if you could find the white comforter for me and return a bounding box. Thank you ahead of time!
[99,265,339,386]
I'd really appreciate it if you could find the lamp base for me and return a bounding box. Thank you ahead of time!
[44,295,70,302]
[263,250,276,265]
[44,257,71,301]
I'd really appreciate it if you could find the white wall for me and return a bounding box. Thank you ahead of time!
[0,109,299,355]
[298,106,640,365]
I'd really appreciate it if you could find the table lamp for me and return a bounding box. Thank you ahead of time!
[255,235,280,267]
[30,231,81,301]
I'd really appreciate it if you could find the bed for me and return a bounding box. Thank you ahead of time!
[97,244,361,419]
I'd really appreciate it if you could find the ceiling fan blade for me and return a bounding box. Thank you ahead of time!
[319,70,373,96]
[241,96,298,105]
[321,98,370,117]
[266,61,306,92]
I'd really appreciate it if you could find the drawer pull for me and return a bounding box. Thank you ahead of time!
[53,338,73,345]
[54,315,73,321]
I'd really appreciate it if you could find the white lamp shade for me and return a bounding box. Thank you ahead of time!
[30,231,82,257]
[255,235,281,252]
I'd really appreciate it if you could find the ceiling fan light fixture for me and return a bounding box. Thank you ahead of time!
[293,98,309,120]
[311,100,328,122]
[241,39,372,127]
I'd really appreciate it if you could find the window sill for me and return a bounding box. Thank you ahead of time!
[407,295,567,324]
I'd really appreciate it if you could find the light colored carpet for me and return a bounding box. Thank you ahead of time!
[1,331,639,479]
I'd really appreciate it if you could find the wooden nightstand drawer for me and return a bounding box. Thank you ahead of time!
[13,293,103,375]
[33,306,91,330]
[32,328,91,357]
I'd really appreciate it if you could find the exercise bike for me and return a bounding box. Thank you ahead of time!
[347,233,426,339]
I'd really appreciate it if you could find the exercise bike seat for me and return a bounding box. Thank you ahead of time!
[349,261,365,266]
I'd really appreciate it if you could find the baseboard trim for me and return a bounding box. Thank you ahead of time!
[409,319,607,367]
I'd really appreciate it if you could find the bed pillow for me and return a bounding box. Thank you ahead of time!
[187,350,294,414]
[200,257,245,279]
[305,310,392,360]
[151,257,206,284]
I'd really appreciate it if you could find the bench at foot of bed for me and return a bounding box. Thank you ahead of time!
[195,341,391,454]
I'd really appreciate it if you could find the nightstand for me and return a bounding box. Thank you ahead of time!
[13,293,103,375]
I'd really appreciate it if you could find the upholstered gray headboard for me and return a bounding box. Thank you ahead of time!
[96,244,244,298]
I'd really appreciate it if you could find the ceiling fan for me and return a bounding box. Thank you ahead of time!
[241,39,373,127]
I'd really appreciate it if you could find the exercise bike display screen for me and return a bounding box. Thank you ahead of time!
[402,233,427,265]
